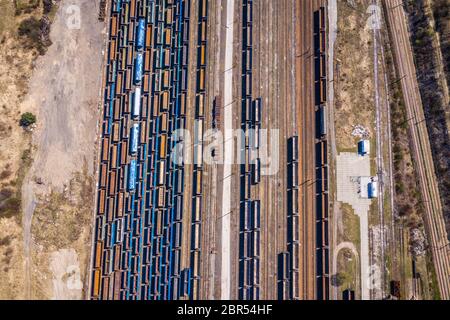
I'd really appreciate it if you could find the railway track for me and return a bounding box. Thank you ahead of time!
[384,0,450,299]
[237,0,262,300]
[90,0,331,300]
[293,0,329,300]
[90,0,204,300]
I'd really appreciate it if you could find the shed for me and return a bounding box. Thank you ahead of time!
[358,139,370,156]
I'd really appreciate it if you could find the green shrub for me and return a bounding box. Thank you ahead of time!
[20,112,37,127]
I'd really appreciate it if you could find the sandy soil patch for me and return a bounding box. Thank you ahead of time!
[50,248,83,300]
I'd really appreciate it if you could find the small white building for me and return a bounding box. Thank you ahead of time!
[368,181,378,199]
[358,140,370,156]
[359,177,378,199]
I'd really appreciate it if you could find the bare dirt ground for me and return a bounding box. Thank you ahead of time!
[19,0,104,299]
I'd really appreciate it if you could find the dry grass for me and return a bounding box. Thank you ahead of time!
[30,167,94,299]
[336,248,359,296]
[334,0,376,150]
[340,203,361,248]
[0,0,55,299]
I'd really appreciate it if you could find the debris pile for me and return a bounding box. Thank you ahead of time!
[351,124,370,139]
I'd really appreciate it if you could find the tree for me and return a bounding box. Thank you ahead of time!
[20,112,37,127]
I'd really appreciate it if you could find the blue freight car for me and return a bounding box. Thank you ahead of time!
[136,18,146,50]
[130,124,139,154]
[134,53,143,84]
[128,159,137,191]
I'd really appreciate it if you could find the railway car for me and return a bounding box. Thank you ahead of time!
[193,196,202,223]
[157,160,166,186]
[199,0,207,19]
[198,68,205,92]
[111,122,120,143]
[130,124,139,154]
[244,26,252,48]
[108,169,117,196]
[245,73,252,97]
[99,164,107,190]
[320,53,326,79]
[92,269,101,298]
[157,187,165,208]
[192,251,201,278]
[197,94,205,119]
[288,136,299,163]
[252,200,261,230]
[161,91,169,111]
[192,223,201,251]
[280,252,290,281]
[199,20,207,44]
[194,170,203,196]
[182,45,189,67]
[128,159,137,191]
[244,1,253,23]
[199,44,206,67]
[145,24,153,49]
[163,28,172,47]
[319,77,327,104]
[136,18,146,49]
[174,222,182,249]
[320,30,326,53]
[159,134,167,159]
[253,125,260,150]
[252,258,261,287]
[252,97,261,124]
[116,192,124,218]
[288,161,298,189]
[133,86,141,119]
[175,196,183,221]
[94,240,104,269]
[180,92,187,117]
[144,49,153,73]
[319,105,327,137]
[252,230,260,258]
[194,143,203,166]
[251,158,261,185]
[244,174,251,199]
[287,188,299,216]
[134,53,143,84]
[244,48,252,73]
[241,200,252,232]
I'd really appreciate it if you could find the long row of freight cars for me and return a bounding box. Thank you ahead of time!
[238,0,262,300]
[283,136,301,299]
[188,0,209,300]
[314,6,330,300]
[92,0,200,300]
